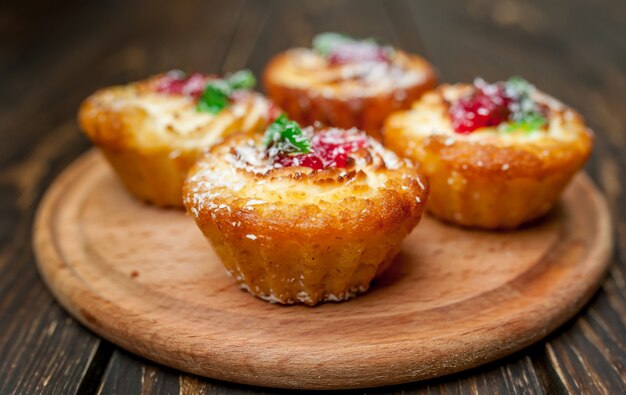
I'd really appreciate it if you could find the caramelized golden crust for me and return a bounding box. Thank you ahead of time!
[183,132,429,305]
[263,49,436,137]
[78,74,275,207]
[383,84,593,229]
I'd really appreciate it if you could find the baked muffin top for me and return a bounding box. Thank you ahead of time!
[264,32,435,98]
[79,70,278,150]
[384,78,593,178]
[184,117,428,232]
[385,77,591,146]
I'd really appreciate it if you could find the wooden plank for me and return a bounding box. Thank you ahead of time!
[97,352,180,395]
[99,350,287,395]
[0,1,135,392]
[544,277,626,393]
[0,126,103,394]
[0,0,134,166]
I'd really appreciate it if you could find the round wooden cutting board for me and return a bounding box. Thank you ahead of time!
[34,150,612,390]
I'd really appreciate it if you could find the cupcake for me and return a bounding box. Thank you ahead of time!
[263,32,436,138]
[183,115,428,305]
[79,70,279,207]
[384,77,593,229]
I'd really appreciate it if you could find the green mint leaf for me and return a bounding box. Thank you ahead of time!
[506,112,547,132]
[263,114,310,154]
[503,76,547,133]
[227,69,256,90]
[312,32,353,56]
[196,70,256,114]
[197,82,230,114]
[282,123,310,152]
[263,114,288,146]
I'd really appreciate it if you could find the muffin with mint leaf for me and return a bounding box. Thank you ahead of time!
[263,32,436,139]
[384,77,593,229]
[79,70,280,207]
[183,115,428,305]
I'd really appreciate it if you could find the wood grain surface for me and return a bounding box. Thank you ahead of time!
[2,0,626,393]
[32,151,612,389]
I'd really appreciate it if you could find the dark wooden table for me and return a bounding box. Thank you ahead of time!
[1,0,625,393]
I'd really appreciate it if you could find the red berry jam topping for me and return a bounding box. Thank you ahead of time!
[449,81,512,134]
[263,115,369,170]
[448,77,548,134]
[274,129,369,170]
[155,71,208,99]
[274,152,324,170]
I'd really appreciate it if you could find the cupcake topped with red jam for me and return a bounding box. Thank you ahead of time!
[384,77,593,229]
[79,69,278,207]
[183,116,428,305]
[263,32,436,136]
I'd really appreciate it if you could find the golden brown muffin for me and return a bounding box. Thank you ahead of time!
[263,32,436,138]
[384,77,593,229]
[183,117,428,305]
[79,70,279,207]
